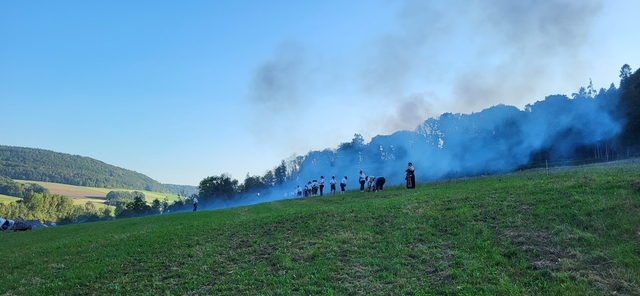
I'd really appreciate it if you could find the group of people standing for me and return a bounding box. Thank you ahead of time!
[290,162,416,198]
[295,175,349,197]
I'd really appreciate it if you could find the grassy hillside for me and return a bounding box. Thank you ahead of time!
[0,145,169,192]
[1,162,639,295]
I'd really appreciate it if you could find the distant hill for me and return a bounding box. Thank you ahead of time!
[0,145,169,192]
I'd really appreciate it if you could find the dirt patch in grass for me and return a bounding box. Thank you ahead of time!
[499,228,639,294]
[500,229,576,271]
[581,176,594,186]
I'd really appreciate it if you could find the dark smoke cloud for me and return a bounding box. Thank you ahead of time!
[248,41,314,113]
[382,93,437,132]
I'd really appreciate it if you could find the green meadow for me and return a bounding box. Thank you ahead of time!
[1,161,640,295]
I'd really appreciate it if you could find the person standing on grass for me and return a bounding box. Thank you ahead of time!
[359,170,367,192]
[192,195,199,212]
[405,162,416,189]
[319,176,325,196]
[329,176,337,194]
[340,176,348,194]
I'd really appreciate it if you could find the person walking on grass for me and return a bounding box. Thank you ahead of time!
[192,195,199,212]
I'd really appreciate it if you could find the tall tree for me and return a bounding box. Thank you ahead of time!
[262,170,275,187]
[241,174,265,194]
[620,64,633,83]
[617,66,640,150]
[198,174,238,202]
[274,160,287,185]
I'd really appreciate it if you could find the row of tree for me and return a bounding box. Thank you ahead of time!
[0,190,197,223]
[0,176,50,198]
[0,176,199,222]
[0,192,110,224]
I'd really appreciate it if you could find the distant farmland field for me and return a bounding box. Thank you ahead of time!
[13,180,182,205]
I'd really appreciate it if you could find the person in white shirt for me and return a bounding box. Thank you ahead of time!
[359,170,367,192]
[192,195,199,212]
[340,176,348,194]
[319,176,325,196]
[329,176,337,194]
[305,182,312,197]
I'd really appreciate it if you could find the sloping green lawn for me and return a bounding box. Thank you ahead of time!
[1,162,639,295]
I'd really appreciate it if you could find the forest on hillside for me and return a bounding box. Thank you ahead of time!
[0,146,169,192]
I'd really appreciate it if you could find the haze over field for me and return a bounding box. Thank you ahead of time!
[1,0,639,185]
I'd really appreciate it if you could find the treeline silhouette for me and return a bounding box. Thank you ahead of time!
[0,146,169,192]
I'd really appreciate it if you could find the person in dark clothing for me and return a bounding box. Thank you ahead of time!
[405,162,415,189]
[192,196,199,212]
[375,176,386,191]
[319,176,325,196]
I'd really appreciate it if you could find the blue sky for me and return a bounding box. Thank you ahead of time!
[1,0,639,186]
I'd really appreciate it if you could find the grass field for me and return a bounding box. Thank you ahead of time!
[0,194,20,203]
[11,180,182,205]
[1,162,640,295]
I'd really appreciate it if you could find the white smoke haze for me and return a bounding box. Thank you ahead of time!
[210,0,627,210]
